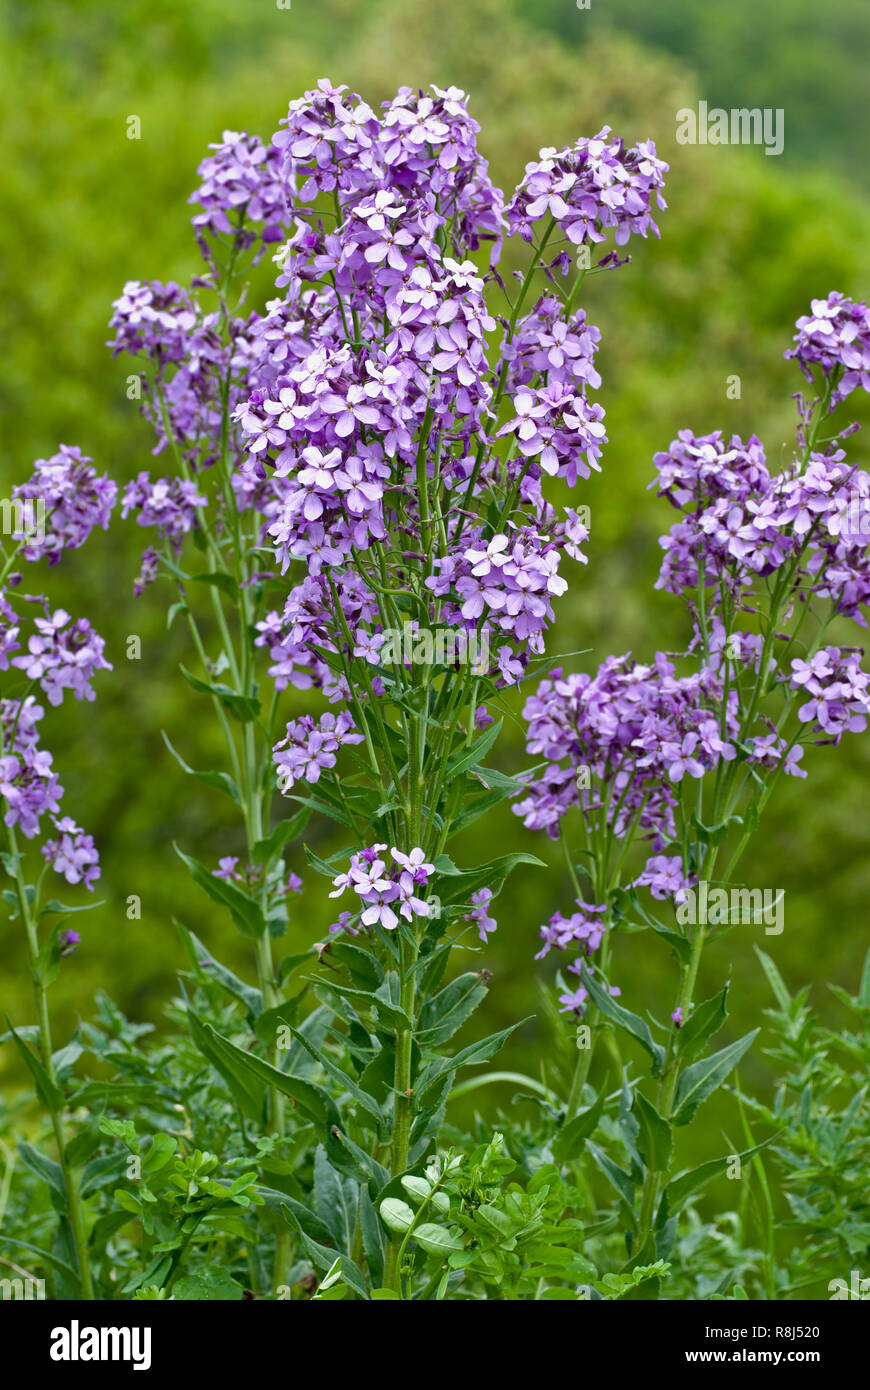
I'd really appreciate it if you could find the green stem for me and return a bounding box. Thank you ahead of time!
[8,825,93,1298]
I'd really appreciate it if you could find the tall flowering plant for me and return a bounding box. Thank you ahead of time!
[106,81,667,1295]
[516,291,870,1269]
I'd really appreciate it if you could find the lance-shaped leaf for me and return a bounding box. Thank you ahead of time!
[161,732,240,806]
[251,807,312,864]
[195,1019,342,1138]
[176,923,264,1019]
[179,665,261,723]
[415,1020,527,1109]
[175,844,265,937]
[657,1133,778,1226]
[7,1022,64,1113]
[579,964,665,1076]
[552,1088,607,1163]
[416,972,489,1046]
[282,1213,369,1300]
[433,852,546,904]
[672,1029,759,1127]
[187,1011,265,1122]
[675,980,730,1061]
[283,1024,383,1124]
[632,1092,672,1172]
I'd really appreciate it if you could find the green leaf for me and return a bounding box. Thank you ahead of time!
[270,1193,335,1247]
[416,972,488,1046]
[586,1142,636,1226]
[253,998,304,1046]
[141,1133,177,1175]
[1,1236,80,1286]
[444,720,502,779]
[18,1141,65,1198]
[177,924,264,1018]
[190,571,238,601]
[416,1020,527,1108]
[187,1012,265,1122]
[167,600,188,630]
[633,1092,673,1172]
[175,843,265,937]
[658,1134,778,1221]
[676,980,730,1060]
[284,1026,383,1124]
[434,852,546,904]
[579,965,665,1075]
[359,1184,385,1287]
[251,808,312,864]
[553,1089,606,1162]
[647,919,693,966]
[379,1197,415,1233]
[314,1146,357,1253]
[179,665,261,723]
[413,1223,464,1256]
[754,947,791,1011]
[172,1268,244,1300]
[672,1030,759,1126]
[309,975,410,1034]
[196,1019,341,1138]
[277,949,317,988]
[691,812,742,847]
[7,1022,64,1112]
[161,732,240,805]
[325,940,384,990]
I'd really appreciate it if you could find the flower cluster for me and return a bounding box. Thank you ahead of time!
[634,855,696,903]
[787,647,870,739]
[514,654,737,844]
[190,130,290,253]
[654,433,870,618]
[785,292,870,406]
[12,446,116,564]
[329,845,434,932]
[466,887,497,943]
[519,291,870,1006]
[506,128,667,248]
[12,608,112,706]
[41,816,100,891]
[502,298,602,395]
[0,445,112,912]
[273,710,363,791]
[121,474,207,551]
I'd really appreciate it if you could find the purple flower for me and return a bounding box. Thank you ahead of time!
[328,845,433,931]
[12,609,112,707]
[635,855,695,904]
[41,817,100,890]
[273,710,363,791]
[12,446,117,564]
[466,887,497,942]
[213,856,241,882]
[190,130,290,252]
[786,293,870,406]
[506,129,667,249]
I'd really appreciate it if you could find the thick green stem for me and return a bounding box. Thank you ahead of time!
[384,931,418,1292]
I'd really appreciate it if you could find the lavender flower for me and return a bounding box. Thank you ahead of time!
[13,446,117,564]
[41,817,100,890]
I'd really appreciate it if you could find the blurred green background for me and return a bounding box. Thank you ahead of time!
[2,0,869,1139]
